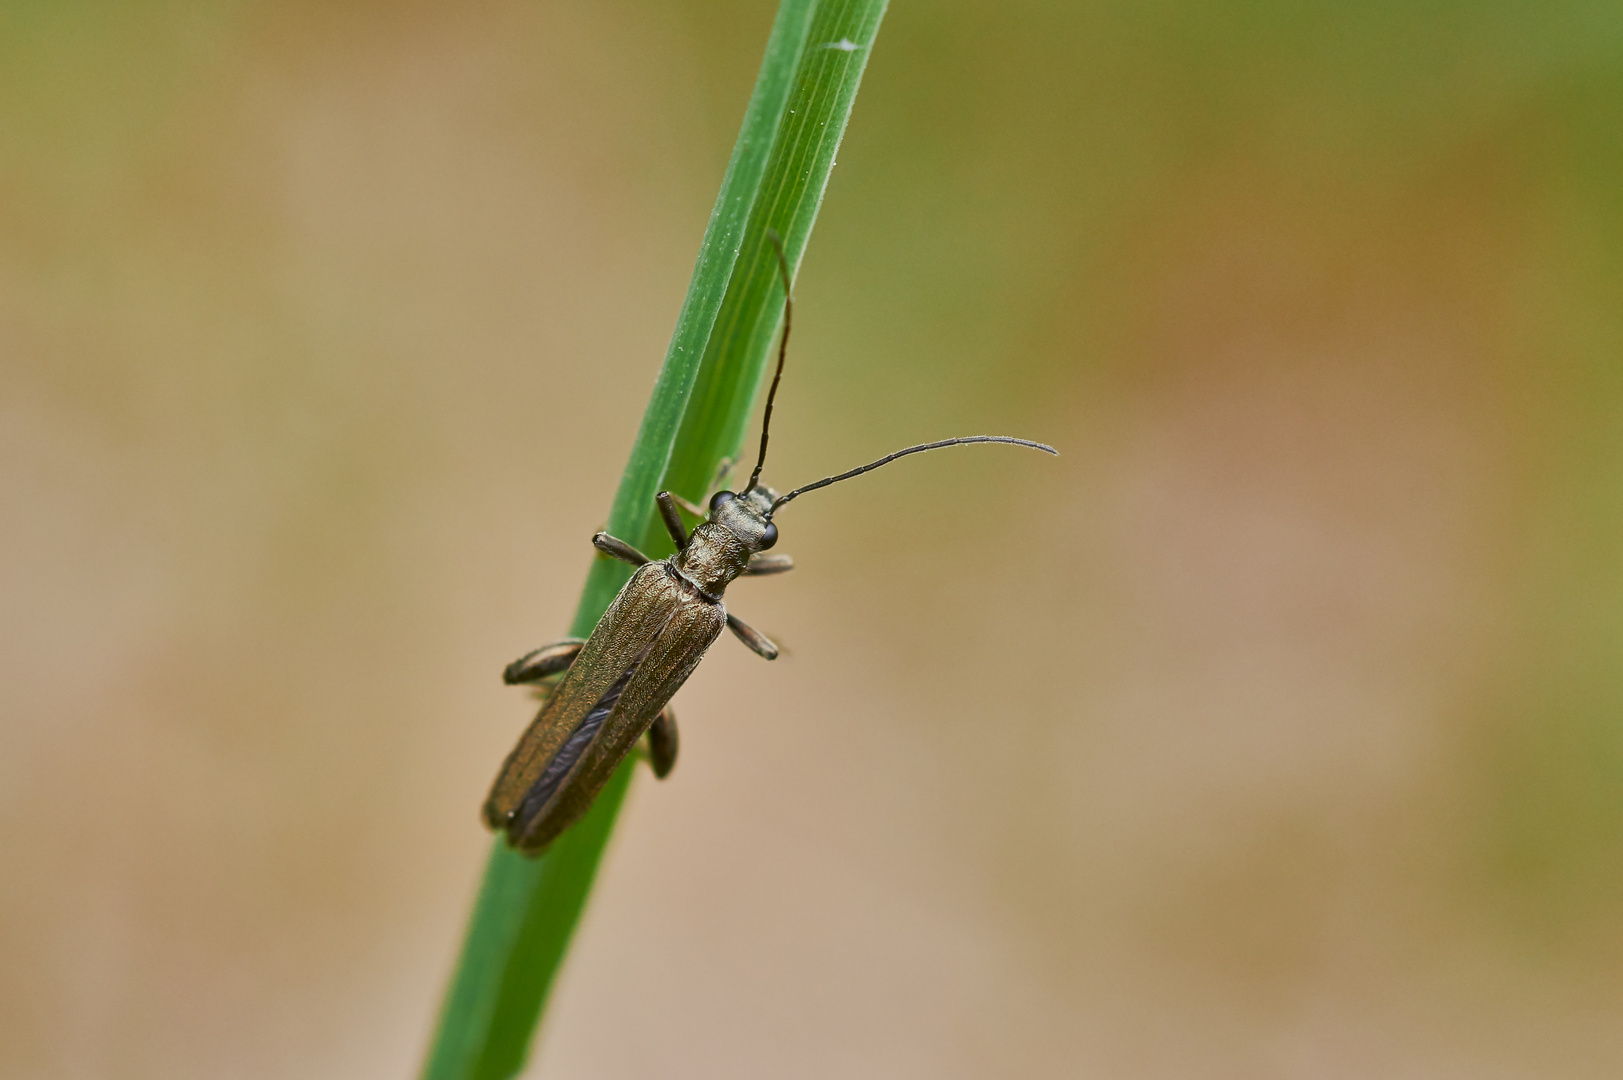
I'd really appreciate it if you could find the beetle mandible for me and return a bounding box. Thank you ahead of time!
[484,234,1056,854]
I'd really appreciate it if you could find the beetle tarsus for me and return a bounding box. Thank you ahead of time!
[667,492,707,520]
[593,532,652,566]
[726,613,779,660]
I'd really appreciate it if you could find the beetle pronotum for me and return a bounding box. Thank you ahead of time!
[484,234,1055,854]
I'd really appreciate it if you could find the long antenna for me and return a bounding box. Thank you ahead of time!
[769,436,1057,516]
[742,230,793,497]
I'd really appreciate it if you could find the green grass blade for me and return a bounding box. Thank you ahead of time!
[419,3,887,1079]
[662,0,891,507]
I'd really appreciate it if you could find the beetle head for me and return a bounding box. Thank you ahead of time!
[707,488,779,552]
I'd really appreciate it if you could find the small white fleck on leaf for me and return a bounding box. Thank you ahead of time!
[821,38,860,52]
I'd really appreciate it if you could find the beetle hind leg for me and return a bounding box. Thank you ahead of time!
[503,638,586,685]
[646,706,678,779]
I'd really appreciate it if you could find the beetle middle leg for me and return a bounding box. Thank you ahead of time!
[503,638,585,685]
[593,532,652,566]
[726,613,779,660]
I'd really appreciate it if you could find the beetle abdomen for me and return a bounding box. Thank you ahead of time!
[513,656,643,829]
[483,564,678,832]
[505,571,725,853]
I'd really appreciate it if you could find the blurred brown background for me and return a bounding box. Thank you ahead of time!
[5,1,1623,1076]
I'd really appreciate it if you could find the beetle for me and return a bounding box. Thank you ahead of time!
[484,236,1055,854]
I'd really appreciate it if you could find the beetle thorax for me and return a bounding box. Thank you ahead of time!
[675,523,750,595]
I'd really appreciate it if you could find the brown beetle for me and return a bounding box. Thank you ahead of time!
[484,237,1054,854]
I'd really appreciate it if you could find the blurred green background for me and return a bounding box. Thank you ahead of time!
[4,0,1623,1076]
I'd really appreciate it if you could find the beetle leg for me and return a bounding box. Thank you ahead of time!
[503,638,585,685]
[744,553,794,576]
[655,491,688,550]
[663,456,738,521]
[646,705,678,779]
[593,532,652,566]
[667,491,707,520]
[707,455,736,497]
[726,613,779,660]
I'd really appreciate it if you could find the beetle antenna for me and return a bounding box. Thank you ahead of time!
[768,436,1057,516]
[742,229,792,497]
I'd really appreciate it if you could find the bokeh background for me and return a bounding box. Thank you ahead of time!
[5,1,1623,1076]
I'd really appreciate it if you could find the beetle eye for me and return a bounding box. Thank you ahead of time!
[758,521,778,550]
[708,490,736,515]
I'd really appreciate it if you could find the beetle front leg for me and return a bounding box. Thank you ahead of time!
[667,492,707,520]
[707,455,736,498]
[655,492,688,550]
[593,532,652,566]
[726,613,779,660]
[645,706,678,779]
[503,638,585,685]
[744,553,793,575]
